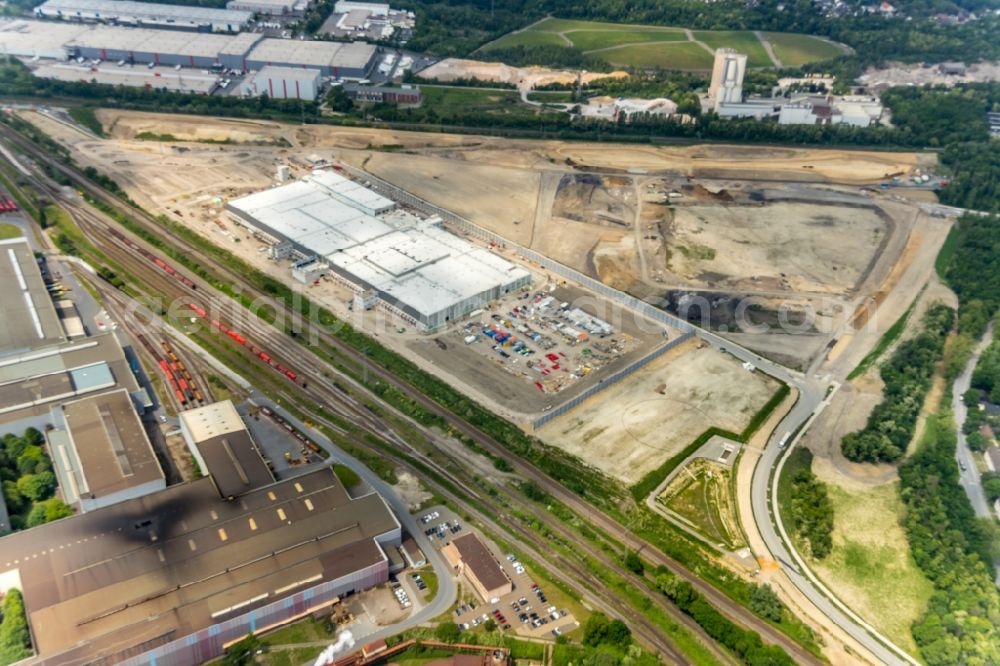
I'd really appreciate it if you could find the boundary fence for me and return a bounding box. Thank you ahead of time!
[531,330,694,430]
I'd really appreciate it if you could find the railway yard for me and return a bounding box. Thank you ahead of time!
[0,104,960,666]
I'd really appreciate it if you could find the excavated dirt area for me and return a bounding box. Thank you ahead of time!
[539,338,779,484]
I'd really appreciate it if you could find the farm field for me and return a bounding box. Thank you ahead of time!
[484,17,845,70]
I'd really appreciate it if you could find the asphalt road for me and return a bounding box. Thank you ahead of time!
[952,321,995,519]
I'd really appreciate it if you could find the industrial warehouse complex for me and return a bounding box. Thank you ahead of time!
[0,237,162,519]
[0,239,405,664]
[0,19,379,80]
[0,466,402,666]
[35,0,253,33]
[227,171,532,330]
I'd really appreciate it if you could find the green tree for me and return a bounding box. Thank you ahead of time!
[26,499,73,527]
[483,618,498,632]
[16,472,55,502]
[15,446,44,476]
[604,619,631,647]
[1,482,23,515]
[0,589,31,663]
[983,473,1000,502]
[623,551,645,576]
[434,621,462,642]
[221,633,260,666]
[748,584,783,623]
[967,431,988,452]
[582,612,611,647]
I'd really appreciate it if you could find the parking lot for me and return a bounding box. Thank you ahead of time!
[410,283,670,416]
[417,507,581,640]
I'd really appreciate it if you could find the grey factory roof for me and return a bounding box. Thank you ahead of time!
[36,0,253,27]
[0,333,141,426]
[227,0,293,10]
[53,388,164,505]
[0,238,65,355]
[180,401,274,499]
[0,466,399,664]
[247,37,376,69]
[253,64,322,83]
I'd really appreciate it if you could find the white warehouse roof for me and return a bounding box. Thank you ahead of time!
[0,19,92,58]
[64,24,261,58]
[228,172,531,329]
[247,37,376,70]
[36,0,253,28]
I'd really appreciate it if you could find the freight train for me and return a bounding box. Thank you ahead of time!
[156,339,205,407]
[107,227,197,290]
[187,303,302,384]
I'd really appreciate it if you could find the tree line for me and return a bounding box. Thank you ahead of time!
[899,417,1000,666]
[788,462,834,559]
[841,304,955,463]
[653,570,796,666]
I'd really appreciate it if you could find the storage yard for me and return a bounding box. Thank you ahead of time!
[538,337,780,484]
[409,283,671,414]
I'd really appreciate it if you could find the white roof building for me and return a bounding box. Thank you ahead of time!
[227,172,531,330]
[36,0,252,32]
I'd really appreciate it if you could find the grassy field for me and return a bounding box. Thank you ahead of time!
[262,646,325,666]
[0,223,22,239]
[566,29,688,51]
[692,30,772,67]
[602,41,715,70]
[762,32,845,67]
[419,86,535,119]
[485,18,843,70]
[811,481,933,657]
[659,460,743,549]
[526,90,575,102]
[489,29,569,49]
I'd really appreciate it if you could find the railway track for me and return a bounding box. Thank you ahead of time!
[0,124,821,664]
[70,205,710,664]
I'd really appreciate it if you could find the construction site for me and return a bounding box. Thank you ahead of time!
[18,107,950,479]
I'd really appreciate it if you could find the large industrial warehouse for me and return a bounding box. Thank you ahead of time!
[243,37,377,78]
[0,20,378,79]
[0,466,401,666]
[227,171,532,330]
[35,0,253,33]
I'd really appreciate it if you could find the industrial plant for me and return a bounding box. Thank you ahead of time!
[0,19,379,89]
[226,171,532,330]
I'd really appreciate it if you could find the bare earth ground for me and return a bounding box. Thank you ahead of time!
[666,202,887,294]
[417,58,629,90]
[539,338,778,484]
[33,108,949,377]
